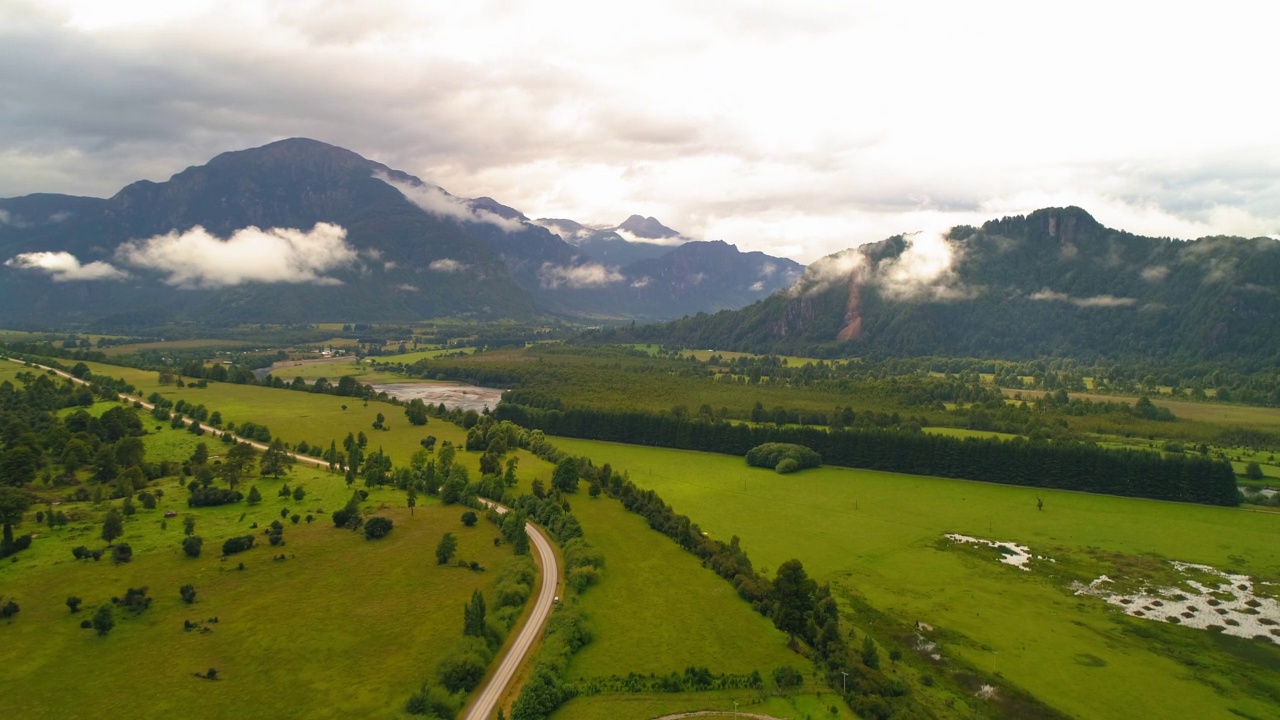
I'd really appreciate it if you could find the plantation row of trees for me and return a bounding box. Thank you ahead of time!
[494,404,1240,506]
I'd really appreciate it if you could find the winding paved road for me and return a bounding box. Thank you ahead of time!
[7,356,560,719]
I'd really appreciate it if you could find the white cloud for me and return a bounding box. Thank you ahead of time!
[1030,289,1136,308]
[5,251,129,281]
[396,283,417,291]
[0,210,10,225]
[796,229,971,301]
[614,228,686,247]
[429,258,468,273]
[1141,265,1170,281]
[115,222,356,288]
[538,262,625,289]
[749,280,765,291]
[630,276,651,288]
[376,173,525,233]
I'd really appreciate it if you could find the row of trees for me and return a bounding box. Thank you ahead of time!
[494,404,1239,506]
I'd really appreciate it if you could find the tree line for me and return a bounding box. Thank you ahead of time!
[493,404,1239,506]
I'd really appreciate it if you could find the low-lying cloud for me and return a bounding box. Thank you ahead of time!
[429,258,468,273]
[377,173,525,233]
[538,262,625,289]
[1029,289,1136,308]
[795,230,972,301]
[116,222,356,288]
[5,251,129,281]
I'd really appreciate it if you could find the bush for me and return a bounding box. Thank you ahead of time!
[773,665,803,689]
[436,636,492,693]
[92,605,115,636]
[566,566,600,593]
[188,487,243,508]
[745,443,821,473]
[111,543,133,564]
[461,511,478,527]
[66,596,82,613]
[1,599,19,618]
[183,536,203,558]
[364,516,393,540]
[119,586,151,613]
[180,584,197,604]
[221,535,255,556]
[405,683,460,717]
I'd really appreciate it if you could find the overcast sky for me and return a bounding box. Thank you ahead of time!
[2,0,1277,263]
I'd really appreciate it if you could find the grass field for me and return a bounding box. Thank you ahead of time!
[72,359,473,470]
[1005,387,1280,434]
[0,423,515,719]
[923,426,1023,441]
[553,690,859,720]
[548,437,1280,720]
[99,338,257,357]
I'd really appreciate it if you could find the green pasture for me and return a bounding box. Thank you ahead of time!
[73,360,470,469]
[0,446,514,719]
[559,484,799,679]
[99,338,254,357]
[923,426,1023,441]
[1006,388,1280,434]
[549,437,1280,720]
[553,690,859,720]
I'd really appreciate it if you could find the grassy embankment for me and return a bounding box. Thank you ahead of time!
[550,437,1280,720]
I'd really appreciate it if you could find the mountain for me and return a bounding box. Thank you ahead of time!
[536,218,673,267]
[619,207,1280,362]
[0,139,801,328]
[0,138,537,327]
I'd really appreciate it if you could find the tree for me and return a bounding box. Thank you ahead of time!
[771,559,815,644]
[1246,461,1264,480]
[407,486,417,516]
[0,487,34,550]
[180,584,197,604]
[436,532,458,564]
[101,508,124,545]
[552,458,580,493]
[183,536,203,558]
[182,516,196,536]
[463,590,487,637]
[260,438,294,478]
[66,596,82,613]
[461,511,478,527]
[246,486,263,505]
[405,399,429,426]
[292,486,306,502]
[220,442,257,489]
[92,604,115,636]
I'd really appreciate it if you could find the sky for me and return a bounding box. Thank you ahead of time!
[1,0,1277,264]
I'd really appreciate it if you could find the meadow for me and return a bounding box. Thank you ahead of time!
[549,437,1280,720]
[0,420,516,719]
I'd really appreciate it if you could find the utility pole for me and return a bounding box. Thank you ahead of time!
[840,670,848,696]
[733,700,739,719]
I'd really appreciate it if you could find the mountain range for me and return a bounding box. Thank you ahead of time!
[0,138,802,328]
[616,207,1280,362]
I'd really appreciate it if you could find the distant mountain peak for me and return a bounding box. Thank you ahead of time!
[614,214,680,240]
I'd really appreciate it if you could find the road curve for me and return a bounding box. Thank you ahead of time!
[9,356,560,718]
[465,502,559,720]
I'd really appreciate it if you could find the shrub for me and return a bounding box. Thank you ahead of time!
[183,536,203,558]
[365,516,393,540]
[461,511,478,527]
[92,605,114,636]
[188,487,243,508]
[745,443,821,473]
[180,584,197,604]
[221,535,255,556]
[1,599,18,618]
[66,596,82,613]
[773,665,803,689]
[111,543,133,564]
[119,586,151,613]
[436,637,492,693]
